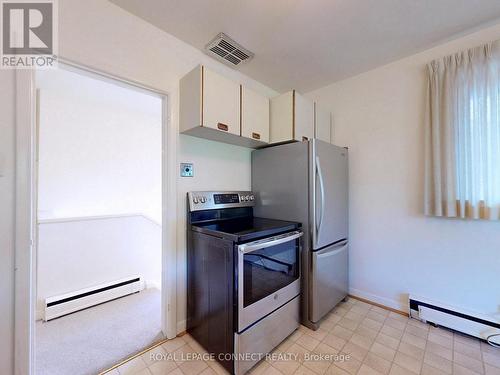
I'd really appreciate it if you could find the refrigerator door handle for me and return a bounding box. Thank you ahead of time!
[315,156,325,238]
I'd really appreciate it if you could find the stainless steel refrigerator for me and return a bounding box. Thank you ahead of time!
[252,139,348,330]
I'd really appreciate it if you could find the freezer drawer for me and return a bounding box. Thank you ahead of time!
[310,241,348,323]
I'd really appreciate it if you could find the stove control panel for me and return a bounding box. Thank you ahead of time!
[188,191,255,211]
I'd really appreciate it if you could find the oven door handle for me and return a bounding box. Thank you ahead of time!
[238,231,303,254]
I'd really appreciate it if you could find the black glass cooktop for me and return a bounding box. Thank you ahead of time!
[192,217,300,242]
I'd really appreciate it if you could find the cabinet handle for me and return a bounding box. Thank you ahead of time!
[217,123,229,131]
[252,132,261,140]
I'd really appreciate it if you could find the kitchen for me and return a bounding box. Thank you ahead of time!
[1,1,500,375]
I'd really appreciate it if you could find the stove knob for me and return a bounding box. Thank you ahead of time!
[193,197,199,204]
[200,197,207,203]
[245,195,250,201]
[249,195,254,201]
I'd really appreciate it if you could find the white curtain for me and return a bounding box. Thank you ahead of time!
[425,41,500,220]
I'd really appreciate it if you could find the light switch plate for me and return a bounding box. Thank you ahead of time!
[180,163,194,177]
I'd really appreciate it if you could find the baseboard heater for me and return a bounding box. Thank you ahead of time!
[44,276,144,321]
[409,295,500,347]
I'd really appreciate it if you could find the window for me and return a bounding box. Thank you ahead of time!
[425,41,500,220]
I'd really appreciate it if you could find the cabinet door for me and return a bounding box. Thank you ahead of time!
[241,86,269,143]
[270,91,294,143]
[315,104,331,143]
[294,93,314,141]
[202,67,240,135]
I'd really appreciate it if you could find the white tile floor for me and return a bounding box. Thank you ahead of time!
[106,298,500,375]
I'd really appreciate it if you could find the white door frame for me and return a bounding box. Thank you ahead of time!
[14,58,178,375]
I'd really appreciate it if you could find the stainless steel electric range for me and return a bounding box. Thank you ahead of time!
[187,191,302,374]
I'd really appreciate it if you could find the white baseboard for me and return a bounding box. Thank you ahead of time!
[177,319,186,334]
[36,278,153,321]
[44,277,144,321]
[349,287,407,312]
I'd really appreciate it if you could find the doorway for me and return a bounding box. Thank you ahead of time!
[16,64,175,373]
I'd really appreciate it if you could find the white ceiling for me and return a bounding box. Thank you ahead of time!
[110,0,500,92]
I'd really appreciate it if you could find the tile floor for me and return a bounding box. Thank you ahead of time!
[106,298,500,375]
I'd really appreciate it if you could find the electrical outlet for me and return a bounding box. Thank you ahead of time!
[180,163,194,177]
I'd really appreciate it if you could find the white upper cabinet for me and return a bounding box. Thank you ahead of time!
[294,92,314,141]
[241,85,269,143]
[270,90,314,143]
[179,65,268,148]
[179,65,239,135]
[314,103,331,143]
[202,67,240,135]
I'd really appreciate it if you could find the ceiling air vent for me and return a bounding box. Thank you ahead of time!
[205,33,254,67]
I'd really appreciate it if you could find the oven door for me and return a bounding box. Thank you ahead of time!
[237,230,302,332]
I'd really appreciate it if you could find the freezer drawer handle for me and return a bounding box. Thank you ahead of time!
[316,240,348,258]
[238,231,303,254]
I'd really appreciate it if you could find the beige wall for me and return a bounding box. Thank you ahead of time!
[0,0,276,372]
[306,24,500,314]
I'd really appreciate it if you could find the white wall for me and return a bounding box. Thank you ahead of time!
[0,1,277,370]
[37,68,162,222]
[306,24,500,315]
[0,70,16,375]
[35,68,162,320]
[37,215,161,317]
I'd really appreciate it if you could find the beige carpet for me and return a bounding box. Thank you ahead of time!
[35,288,163,375]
